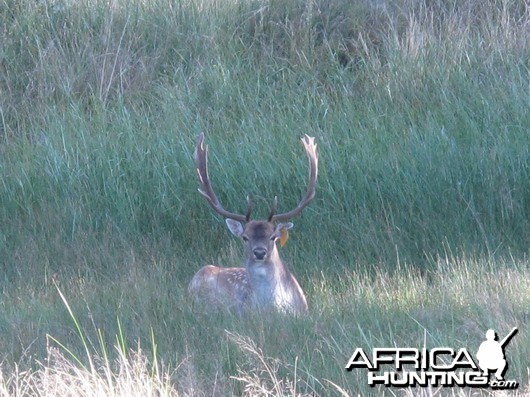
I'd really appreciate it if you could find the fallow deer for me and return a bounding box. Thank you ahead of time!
[188,133,318,315]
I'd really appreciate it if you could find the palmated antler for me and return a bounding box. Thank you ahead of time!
[194,133,250,222]
[269,134,318,222]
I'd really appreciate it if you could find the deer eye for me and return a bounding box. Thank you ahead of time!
[242,236,249,242]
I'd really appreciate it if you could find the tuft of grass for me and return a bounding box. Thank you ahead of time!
[0,344,178,397]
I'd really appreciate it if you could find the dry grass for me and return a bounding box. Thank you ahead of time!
[0,344,177,397]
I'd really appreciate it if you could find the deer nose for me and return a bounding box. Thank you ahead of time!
[253,247,267,260]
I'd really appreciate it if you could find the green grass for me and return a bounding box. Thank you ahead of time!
[0,255,528,395]
[0,0,529,395]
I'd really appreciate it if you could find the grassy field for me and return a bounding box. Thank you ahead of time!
[1,0,529,395]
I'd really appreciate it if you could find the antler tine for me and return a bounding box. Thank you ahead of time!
[245,195,253,222]
[267,196,278,221]
[270,135,318,222]
[194,133,248,222]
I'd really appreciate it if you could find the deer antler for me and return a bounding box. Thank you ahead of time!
[194,133,250,222]
[269,134,318,222]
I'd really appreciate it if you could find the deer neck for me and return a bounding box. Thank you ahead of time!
[245,246,289,298]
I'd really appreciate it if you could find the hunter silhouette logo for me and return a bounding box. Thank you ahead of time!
[345,327,519,390]
[476,327,518,381]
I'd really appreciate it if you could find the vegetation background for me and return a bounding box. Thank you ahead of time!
[0,0,528,395]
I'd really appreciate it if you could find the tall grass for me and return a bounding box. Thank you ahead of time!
[0,0,529,395]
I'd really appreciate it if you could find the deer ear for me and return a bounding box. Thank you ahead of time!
[275,222,294,233]
[274,222,293,247]
[226,219,244,237]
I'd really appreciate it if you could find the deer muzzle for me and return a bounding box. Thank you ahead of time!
[252,247,267,261]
